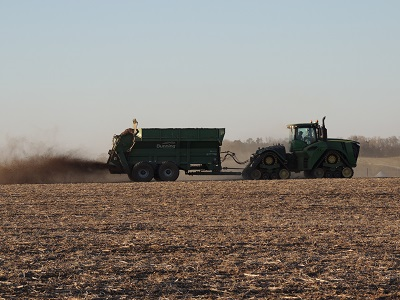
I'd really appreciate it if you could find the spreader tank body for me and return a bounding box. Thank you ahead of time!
[107,126,230,181]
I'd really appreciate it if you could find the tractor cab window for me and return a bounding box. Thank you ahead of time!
[294,127,316,145]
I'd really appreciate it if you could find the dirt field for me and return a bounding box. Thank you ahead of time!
[1,178,400,299]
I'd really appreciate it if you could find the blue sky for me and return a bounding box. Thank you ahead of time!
[1,1,399,157]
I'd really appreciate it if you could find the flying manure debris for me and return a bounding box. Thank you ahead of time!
[0,154,109,184]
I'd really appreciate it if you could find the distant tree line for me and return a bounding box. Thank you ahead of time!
[224,136,400,158]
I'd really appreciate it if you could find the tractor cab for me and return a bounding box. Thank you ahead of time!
[242,116,359,180]
[287,117,327,152]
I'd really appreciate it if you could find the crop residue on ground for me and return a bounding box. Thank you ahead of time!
[0,178,399,298]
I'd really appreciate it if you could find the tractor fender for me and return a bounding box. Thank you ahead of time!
[255,145,287,165]
[311,149,351,170]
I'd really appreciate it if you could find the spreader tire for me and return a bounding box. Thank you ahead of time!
[158,162,179,181]
[131,162,154,182]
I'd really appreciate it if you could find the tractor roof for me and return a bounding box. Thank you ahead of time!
[286,122,319,129]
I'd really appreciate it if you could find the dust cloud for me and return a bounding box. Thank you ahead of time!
[0,154,113,184]
[0,136,128,184]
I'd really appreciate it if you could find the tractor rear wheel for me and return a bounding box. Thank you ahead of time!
[158,162,179,181]
[131,162,154,182]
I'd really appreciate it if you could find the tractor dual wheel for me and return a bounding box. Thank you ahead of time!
[131,162,154,182]
[158,161,180,181]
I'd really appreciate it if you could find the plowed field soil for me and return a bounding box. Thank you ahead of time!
[1,178,400,299]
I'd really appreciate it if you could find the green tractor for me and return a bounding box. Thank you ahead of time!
[242,117,360,180]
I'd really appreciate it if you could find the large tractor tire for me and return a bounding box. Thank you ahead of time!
[131,162,154,182]
[158,161,180,181]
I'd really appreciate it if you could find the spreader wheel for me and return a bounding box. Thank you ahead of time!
[131,162,154,182]
[158,161,179,181]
